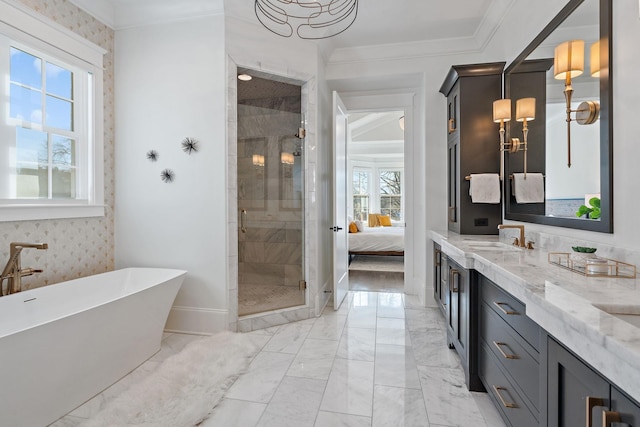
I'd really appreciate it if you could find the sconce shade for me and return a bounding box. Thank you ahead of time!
[493,99,512,122]
[281,152,295,165]
[399,116,405,130]
[554,40,585,80]
[253,154,265,166]
[590,41,600,77]
[516,98,536,122]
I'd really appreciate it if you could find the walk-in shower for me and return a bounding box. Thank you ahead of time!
[236,73,305,316]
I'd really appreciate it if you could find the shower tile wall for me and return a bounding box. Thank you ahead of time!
[0,0,115,288]
[238,102,303,293]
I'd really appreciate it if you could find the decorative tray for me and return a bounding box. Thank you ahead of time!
[548,252,637,279]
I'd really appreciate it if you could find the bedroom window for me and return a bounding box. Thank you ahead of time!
[379,170,402,220]
[352,170,370,221]
[0,4,105,221]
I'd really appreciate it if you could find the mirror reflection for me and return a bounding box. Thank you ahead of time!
[504,0,612,232]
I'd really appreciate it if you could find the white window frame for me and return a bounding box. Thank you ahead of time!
[351,167,371,221]
[0,0,105,222]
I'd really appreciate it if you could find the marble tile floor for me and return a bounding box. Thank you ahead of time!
[52,291,506,427]
[239,283,305,316]
[349,270,404,293]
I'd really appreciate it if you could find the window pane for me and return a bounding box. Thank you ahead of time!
[46,96,73,131]
[10,48,42,89]
[52,166,76,198]
[353,195,368,221]
[380,171,401,195]
[52,135,75,167]
[16,127,48,198]
[10,84,43,124]
[46,62,73,99]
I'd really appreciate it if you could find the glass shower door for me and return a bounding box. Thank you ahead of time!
[236,74,305,316]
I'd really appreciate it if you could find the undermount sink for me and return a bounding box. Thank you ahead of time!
[593,304,640,328]
[465,241,520,252]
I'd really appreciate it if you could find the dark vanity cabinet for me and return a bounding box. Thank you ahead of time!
[433,243,448,317]
[445,257,482,391]
[478,275,542,427]
[439,62,505,235]
[548,337,640,427]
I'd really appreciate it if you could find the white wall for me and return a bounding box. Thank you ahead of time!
[328,0,640,303]
[114,15,228,334]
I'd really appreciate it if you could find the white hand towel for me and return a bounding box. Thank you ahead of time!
[512,173,544,203]
[469,173,501,204]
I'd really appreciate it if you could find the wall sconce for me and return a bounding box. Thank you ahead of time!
[516,97,535,178]
[493,99,511,181]
[494,98,535,180]
[280,152,295,165]
[554,39,600,168]
[399,116,405,131]
[590,40,600,77]
[252,154,265,167]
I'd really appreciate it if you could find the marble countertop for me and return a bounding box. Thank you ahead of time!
[430,230,640,402]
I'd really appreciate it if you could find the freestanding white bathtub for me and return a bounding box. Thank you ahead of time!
[0,267,186,427]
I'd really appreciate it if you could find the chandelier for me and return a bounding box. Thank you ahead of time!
[255,0,358,39]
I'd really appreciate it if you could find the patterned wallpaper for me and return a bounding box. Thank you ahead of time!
[0,0,115,289]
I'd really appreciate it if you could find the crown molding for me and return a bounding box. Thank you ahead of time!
[67,0,115,28]
[327,0,516,68]
[68,0,224,30]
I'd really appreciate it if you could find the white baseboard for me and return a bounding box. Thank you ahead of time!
[164,305,229,335]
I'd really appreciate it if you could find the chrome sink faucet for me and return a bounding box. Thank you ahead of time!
[498,224,533,249]
[0,242,48,296]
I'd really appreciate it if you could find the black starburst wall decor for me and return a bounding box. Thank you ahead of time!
[146,150,158,162]
[160,169,175,183]
[181,137,199,155]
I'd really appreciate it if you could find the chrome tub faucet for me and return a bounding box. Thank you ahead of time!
[1,242,48,296]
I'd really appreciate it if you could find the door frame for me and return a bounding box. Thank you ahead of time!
[334,91,417,296]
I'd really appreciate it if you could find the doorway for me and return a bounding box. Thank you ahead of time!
[236,72,306,316]
[346,110,406,293]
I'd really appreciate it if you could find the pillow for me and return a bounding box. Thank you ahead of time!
[355,220,364,232]
[368,214,380,227]
[379,215,392,226]
[348,222,358,233]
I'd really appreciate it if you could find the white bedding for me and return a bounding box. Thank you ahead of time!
[348,226,405,253]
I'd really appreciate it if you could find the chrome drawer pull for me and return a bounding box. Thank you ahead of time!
[492,385,518,409]
[493,341,519,359]
[493,301,519,315]
[586,396,605,427]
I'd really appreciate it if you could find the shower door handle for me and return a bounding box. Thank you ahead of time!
[241,209,247,233]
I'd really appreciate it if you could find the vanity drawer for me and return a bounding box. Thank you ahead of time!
[481,303,539,411]
[480,275,540,351]
[479,343,538,427]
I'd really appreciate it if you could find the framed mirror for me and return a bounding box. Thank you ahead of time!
[504,0,612,232]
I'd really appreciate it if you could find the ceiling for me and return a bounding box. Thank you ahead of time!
[67,0,509,162]
[69,0,511,56]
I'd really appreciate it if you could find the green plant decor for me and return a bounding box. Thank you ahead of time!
[576,197,601,219]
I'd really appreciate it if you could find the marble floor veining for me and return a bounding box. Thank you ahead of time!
[212,290,506,427]
[53,290,505,427]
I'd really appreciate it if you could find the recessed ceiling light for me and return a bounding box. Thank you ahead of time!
[238,74,252,81]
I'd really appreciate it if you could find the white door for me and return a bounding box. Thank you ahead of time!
[332,91,349,310]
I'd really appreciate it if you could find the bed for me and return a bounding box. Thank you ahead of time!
[348,226,405,256]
